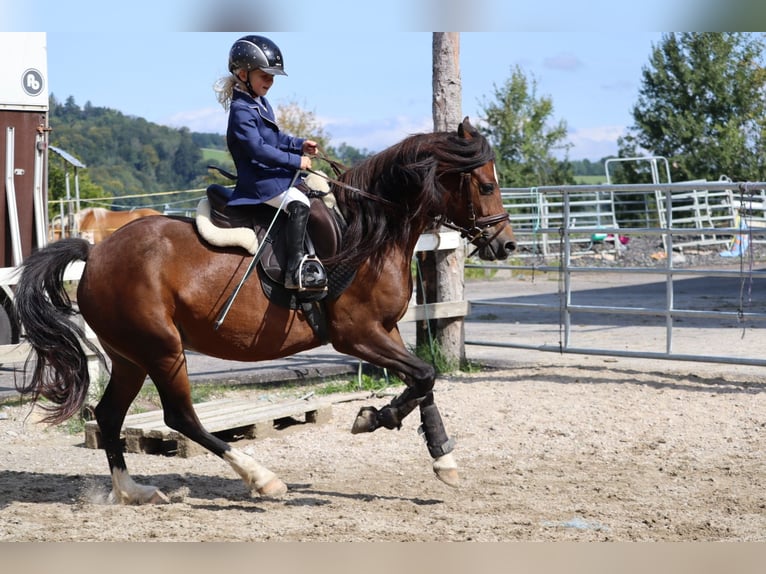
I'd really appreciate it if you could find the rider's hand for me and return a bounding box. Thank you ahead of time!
[302,140,318,156]
[300,155,312,170]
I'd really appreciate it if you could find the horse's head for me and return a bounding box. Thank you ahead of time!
[439,118,516,261]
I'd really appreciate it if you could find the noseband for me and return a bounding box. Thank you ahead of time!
[437,170,509,255]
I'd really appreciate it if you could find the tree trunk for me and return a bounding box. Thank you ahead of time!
[416,33,465,368]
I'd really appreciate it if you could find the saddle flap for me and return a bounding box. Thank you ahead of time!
[252,200,343,288]
[308,198,343,259]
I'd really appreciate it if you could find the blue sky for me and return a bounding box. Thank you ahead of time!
[6,0,729,161]
[38,31,665,161]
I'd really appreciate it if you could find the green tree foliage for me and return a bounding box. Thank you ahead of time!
[48,95,209,203]
[329,142,374,167]
[479,65,574,187]
[276,100,329,146]
[571,158,615,176]
[47,156,103,218]
[618,33,766,182]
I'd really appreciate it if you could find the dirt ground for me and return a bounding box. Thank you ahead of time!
[2,356,765,542]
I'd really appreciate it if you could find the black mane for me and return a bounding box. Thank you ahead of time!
[325,125,494,274]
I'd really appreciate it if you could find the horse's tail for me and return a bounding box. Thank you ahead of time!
[13,238,104,424]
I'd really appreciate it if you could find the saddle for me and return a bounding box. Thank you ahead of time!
[197,183,353,307]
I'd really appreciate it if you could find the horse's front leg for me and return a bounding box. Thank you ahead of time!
[337,327,459,487]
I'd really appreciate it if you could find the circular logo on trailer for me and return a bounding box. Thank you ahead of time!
[21,68,45,97]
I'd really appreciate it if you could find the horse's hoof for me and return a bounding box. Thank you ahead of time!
[434,467,460,488]
[257,477,288,498]
[351,406,379,434]
[433,452,460,488]
[108,487,170,505]
[147,489,171,504]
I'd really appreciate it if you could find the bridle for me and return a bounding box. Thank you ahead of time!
[436,169,510,255]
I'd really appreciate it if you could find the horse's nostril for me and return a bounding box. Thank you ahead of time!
[505,241,517,253]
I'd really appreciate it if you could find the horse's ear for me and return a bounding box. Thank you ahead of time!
[458,116,473,139]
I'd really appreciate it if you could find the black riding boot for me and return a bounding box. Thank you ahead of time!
[284,202,326,291]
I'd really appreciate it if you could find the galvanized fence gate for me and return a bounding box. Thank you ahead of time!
[464,179,766,368]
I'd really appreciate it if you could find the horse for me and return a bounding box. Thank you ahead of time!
[49,207,162,243]
[14,117,516,504]
[78,207,162,243]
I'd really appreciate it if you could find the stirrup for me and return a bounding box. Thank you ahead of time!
[287,255,327,292]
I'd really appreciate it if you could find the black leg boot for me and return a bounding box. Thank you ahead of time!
[284,202,328,291]
[284,202,309,290]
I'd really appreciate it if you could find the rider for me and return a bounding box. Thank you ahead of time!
[216,34,326,291]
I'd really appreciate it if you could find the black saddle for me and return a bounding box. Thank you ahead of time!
[204,184,353,307]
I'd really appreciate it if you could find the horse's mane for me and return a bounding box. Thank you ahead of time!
[326,124,494,275]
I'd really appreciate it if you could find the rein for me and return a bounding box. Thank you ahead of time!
[306,166,400,210]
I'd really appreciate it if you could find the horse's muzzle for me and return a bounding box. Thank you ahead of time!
[476,227,516,261]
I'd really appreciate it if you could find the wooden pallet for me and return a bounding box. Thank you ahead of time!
[83,397,333,458]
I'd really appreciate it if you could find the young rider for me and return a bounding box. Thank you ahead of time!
[216,34,325,291]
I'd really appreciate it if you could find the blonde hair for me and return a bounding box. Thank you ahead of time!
[214,73,245,111]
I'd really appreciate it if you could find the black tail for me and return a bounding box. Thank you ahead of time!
[13,238,103,424]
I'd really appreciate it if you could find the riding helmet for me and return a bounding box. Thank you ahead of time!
[228,35,287,76]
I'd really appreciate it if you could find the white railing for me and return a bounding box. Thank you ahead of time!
[466,180,766,367]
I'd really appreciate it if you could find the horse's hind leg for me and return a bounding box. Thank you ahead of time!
[95,353,169,504]
[99,349,286,503]
[145,348,287,498]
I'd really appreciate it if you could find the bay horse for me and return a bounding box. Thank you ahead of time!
[14,117,515,504]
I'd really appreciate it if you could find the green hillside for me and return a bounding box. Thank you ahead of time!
[47,95,229,207]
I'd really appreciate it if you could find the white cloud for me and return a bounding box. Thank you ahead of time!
[162,107,227,134]
[321,115,433,153]
[566,125,627,160]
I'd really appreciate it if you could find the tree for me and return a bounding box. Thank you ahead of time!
[172,128,203,186]
[47,158,104,219]
[480,65,574,187]
[415,32,465,369]
[276,102,329,147]
[328,143,373,167]
[619,33,766,182]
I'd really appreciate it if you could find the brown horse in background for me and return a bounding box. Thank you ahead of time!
[49,207,161,243]
[14,118,515,504]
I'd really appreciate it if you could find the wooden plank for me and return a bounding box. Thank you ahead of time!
[414,231,461,252]
[84,397,334,457]
[123,399,310,435]
[400,300,470,323]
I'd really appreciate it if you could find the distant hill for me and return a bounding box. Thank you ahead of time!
[48,95,230,202]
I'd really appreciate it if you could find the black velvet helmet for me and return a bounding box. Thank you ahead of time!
[228,35,287,76]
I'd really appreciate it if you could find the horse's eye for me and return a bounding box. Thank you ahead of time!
[480,183,495,195]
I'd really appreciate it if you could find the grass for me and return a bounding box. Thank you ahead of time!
[201,148,230,163]
[316,372,403,396]
[465,265,498,280]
